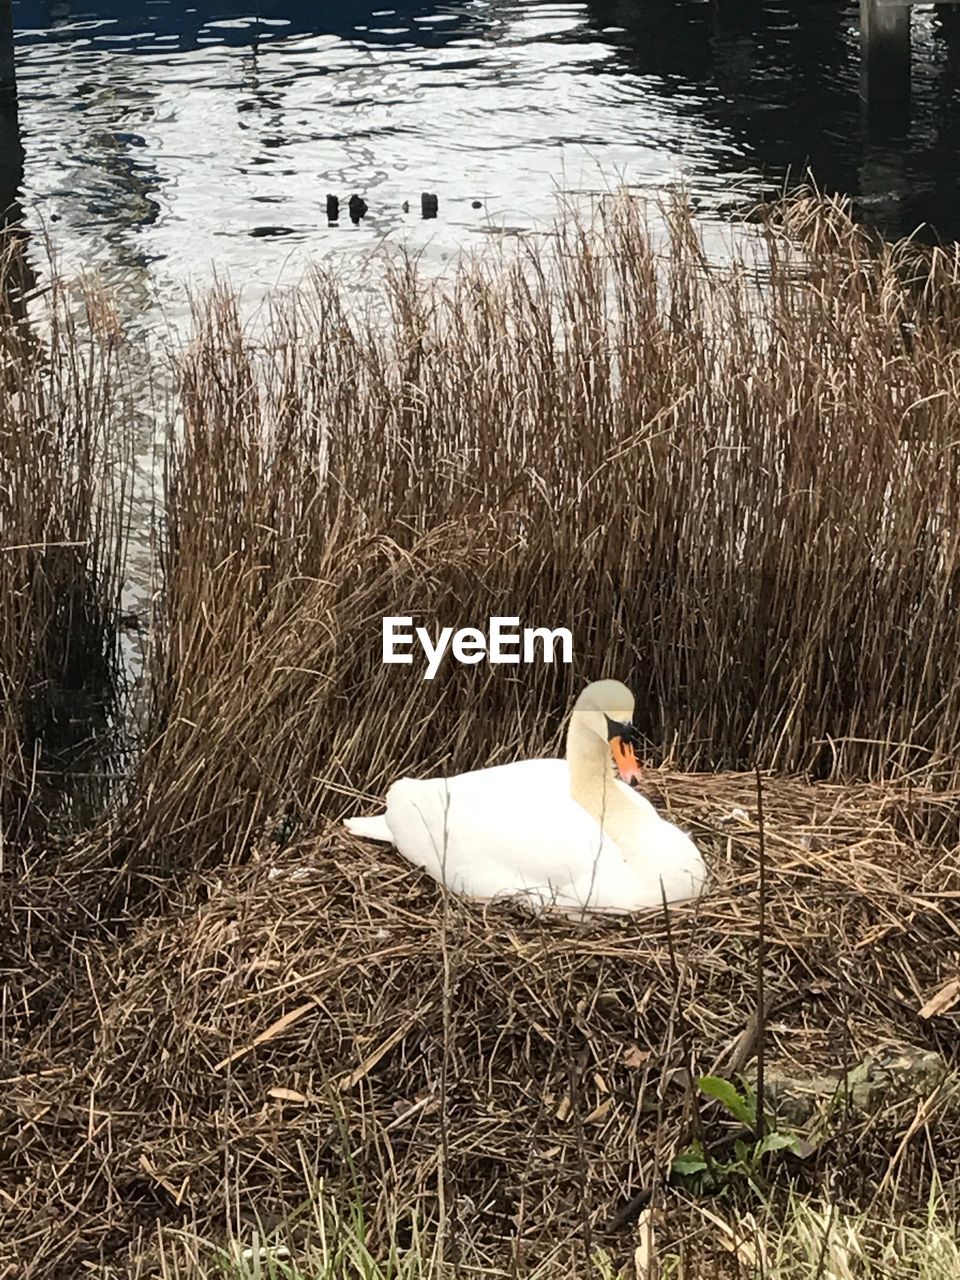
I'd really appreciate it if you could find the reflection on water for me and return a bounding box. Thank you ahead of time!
[2,0,37,345]
[9,0,960,332]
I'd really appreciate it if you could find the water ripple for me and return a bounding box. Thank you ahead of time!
[8,0,960,335]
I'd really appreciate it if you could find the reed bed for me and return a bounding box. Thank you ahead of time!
[124,193,960,877]
[0,245,128,850]
[3,194,960,1277]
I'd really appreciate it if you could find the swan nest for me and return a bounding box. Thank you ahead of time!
[5,772,960,1277]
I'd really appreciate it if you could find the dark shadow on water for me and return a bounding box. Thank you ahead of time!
[1,0,39,318]
[2,6,126,842]
[583,0,960,240]
[1,0,23,229]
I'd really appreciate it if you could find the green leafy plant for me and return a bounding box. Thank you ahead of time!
[671,1074,807,1193]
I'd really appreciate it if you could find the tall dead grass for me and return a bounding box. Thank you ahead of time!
[5,193,960,1280]
[0,244,129,850]
[9,774,960,1278]
[128,194,960,873]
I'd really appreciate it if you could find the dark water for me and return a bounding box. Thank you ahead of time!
[5,0,960,325]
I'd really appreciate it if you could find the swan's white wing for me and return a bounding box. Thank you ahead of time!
[344,765,576,851]
[347,758,707,912]
[382,758,651,909]
[611,777,707,904]
[640,817,707,903]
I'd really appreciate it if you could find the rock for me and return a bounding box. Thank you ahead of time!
[746,1043,950,1130]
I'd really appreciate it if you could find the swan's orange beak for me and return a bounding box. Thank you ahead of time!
[607,720,644,787]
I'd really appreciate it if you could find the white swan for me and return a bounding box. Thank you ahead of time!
[343,680,707,913]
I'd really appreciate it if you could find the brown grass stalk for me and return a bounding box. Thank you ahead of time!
[124,191,960,875]
[4,193,960,1278]
[0,238,129,850]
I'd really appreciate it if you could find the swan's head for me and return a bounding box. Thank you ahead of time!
[572,679,643,786]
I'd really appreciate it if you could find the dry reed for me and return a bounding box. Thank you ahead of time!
[5,775,960,1277]
[125,192,960,875]
[3,193,960,1278]
[0,238,129,851]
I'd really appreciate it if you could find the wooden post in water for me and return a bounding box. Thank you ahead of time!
[860,0,911,104]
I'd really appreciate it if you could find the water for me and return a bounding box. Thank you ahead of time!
[6,0,960,334]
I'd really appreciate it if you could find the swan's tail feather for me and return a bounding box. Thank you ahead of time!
[344,814,392,842]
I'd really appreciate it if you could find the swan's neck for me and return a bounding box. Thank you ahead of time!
[566,714,646,840]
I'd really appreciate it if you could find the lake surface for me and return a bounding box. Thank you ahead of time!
[6,0,960,332]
